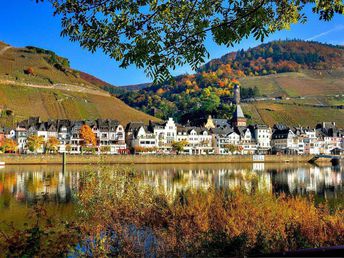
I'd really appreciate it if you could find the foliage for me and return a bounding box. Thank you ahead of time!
[74,168,344,256]
[201,40,344,75]
[111,40,343,122]
[24,67,35,75]
[241,86,260,99]
[26,46,70,69]
[27,135,45,153]
[0,200,80,257]
[224,144,239,154]
[81,146,97,154]
[39,0,343,82]
[1,166,344,256]
[65,144,71,152]
[79,124,96,146]
[2,138,18,153]
[100,145,111,153]
[45,137,60,153]
[133,146,157,153]
[171,140,189,154]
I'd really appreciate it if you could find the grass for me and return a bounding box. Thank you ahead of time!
[0,83,158,125]
[242,101,344,127]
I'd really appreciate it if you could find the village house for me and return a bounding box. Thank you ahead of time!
[213,127,241,154]
[251,124,272,154]
[176,126,213,154]
[271,125,299,154]
[1,115,342,156]
[125,122,157,152]
[9,117,127,154]
[149,118,177,153]
[94,119,126,154]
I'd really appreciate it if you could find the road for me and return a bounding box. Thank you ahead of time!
[0,79,111,97]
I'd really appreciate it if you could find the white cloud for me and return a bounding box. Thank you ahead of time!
[307,25,344,41]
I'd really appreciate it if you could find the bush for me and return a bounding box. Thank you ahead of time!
[24,67,34,75]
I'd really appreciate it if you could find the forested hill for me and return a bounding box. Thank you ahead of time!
[200,40,344,75]
[109,40,344,126]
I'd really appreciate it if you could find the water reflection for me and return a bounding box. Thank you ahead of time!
[0,163,343,224]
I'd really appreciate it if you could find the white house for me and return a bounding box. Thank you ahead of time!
[150,118,177,153]
[252,125,272,153]
[176,126,213,154]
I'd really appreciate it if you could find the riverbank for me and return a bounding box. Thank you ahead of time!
[0,154,314,165]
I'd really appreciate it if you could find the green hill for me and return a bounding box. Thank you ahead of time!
[112,40,344,127]
[0,42,158,126]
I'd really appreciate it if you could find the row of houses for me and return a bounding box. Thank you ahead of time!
[127,105,344,155]
[1,117,126,154]
[0,105,343,155]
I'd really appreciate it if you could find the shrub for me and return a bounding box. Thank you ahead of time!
[24,67,34,75]
[75,168,344,256]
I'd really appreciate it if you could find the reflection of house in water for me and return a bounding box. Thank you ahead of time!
[141,165,272,199]
[57,171,67,202]
[271,165,343,198]
[0,164,343,208]
[2,169,80,204]
[15,173,26,201]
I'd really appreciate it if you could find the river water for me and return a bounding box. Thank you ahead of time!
[0,162,343,226]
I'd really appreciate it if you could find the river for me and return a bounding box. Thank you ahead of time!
[0,162,343,227]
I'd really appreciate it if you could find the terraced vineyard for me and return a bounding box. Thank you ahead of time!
[0,42,158,126]
[240,69,344,97]
[242,101,344,127]
[240,69,344,127]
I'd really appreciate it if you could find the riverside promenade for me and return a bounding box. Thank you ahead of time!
[0,154,313,165]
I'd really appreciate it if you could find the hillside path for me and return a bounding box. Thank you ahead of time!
[0,46,12,56]
[0,79,111,97]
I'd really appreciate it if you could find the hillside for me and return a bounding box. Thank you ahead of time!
[111,40,344,127]
[0,41,158,126]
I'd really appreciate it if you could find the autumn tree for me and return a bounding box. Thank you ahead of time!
[38,0,343,82]
[46,137,60,153]
[27,135,45,153]
[3,139,18,153]
[171,140,188,154]
[80,125,96,146]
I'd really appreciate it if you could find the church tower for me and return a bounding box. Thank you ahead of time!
[233,84,240,104]
[232,105,247,127]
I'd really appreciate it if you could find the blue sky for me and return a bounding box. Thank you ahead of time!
[1,2,344,86]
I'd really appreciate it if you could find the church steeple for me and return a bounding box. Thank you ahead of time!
[233,84,240,104]
[232,105,247,127]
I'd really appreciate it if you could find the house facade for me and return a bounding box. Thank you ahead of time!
[1,116,342,156]
[9,118,127,154]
